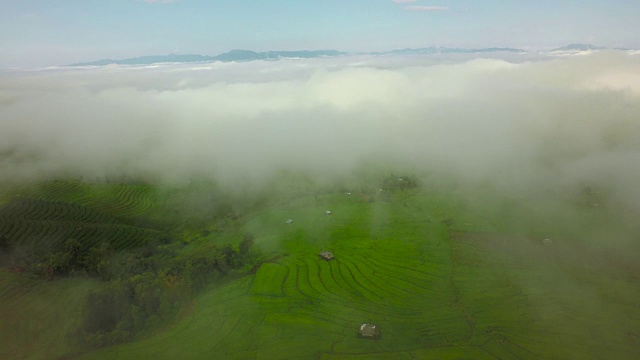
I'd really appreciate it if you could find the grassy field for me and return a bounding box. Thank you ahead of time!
[0,271,99,360]
[79,189,639,359]
[0,179,638,359]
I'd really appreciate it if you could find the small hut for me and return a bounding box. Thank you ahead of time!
[319,251,334,261]
[359,323,380,338]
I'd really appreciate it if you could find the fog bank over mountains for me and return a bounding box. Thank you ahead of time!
[1,52,640,210]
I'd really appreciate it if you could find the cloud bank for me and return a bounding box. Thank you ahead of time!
[1,52,640,210]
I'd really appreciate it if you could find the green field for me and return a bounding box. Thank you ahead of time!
[0,178,638,359]
[0,271,98,360]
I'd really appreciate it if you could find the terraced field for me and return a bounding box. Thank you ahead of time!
[1,181,637,359]
[0,197,160,252]
[0,181,174,359]
[0,180,177,255]
[31,181,163,218]
[79,192,640,359]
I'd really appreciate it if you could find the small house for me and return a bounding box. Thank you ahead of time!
[326,210,332,215]
[359,323,380,338]
[285,219,293,224]
[319,251,334,260]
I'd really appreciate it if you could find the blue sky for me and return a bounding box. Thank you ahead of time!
[1,0,639,67]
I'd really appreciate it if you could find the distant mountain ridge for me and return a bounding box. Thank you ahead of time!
[551,43,605,52]
[213,49,346,62]
[71,54,215,66]
[69,50,348,66]
[368,47,525,56]
[68,44,620,67]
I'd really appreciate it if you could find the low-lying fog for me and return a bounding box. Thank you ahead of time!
[1,52,639,213]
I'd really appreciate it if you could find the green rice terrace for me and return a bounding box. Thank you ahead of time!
[0,174,638,359]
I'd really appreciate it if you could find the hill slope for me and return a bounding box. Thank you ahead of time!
[78,190,640,359]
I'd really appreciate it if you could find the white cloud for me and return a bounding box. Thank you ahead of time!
[1,52,640,212]
[392,0,417,3]
[404,5,448,11]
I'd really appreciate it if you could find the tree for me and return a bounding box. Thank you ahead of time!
[41,253,66,280]
[82,242,113,280]
[81,284,133,343]
[0,234,10,252]
[239,233,255,255]
[64,238,82,271]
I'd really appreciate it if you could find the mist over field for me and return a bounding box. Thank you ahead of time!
[2,52,640,359]
[1,52,640,211]
[3,0,640,356]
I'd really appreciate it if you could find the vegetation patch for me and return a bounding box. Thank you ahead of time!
[251,263,288,296]
[0,174,638,359]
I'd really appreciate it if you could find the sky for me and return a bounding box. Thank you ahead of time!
[1,0,639,68]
